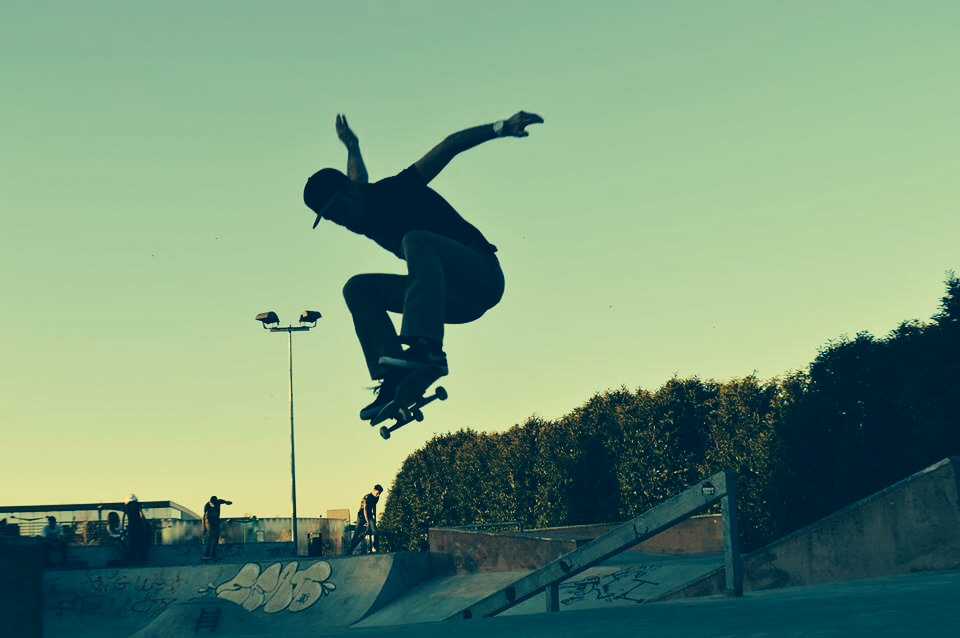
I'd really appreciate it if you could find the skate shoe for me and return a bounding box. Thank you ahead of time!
[378,341,449,375]
[359,374,404,421]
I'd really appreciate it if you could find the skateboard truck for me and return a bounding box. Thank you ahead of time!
[378,386,448,440]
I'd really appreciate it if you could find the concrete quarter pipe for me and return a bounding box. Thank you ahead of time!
[44,552,434,638]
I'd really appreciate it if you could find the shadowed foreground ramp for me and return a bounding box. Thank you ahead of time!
[130,600,272,638]
[305,569,960,638]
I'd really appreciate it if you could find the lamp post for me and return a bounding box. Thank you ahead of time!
[255,309,322,556]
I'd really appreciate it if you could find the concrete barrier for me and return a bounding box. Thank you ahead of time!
[62,541,299,569]
[0,536,45,638]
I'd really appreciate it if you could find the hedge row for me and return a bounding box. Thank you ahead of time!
[380,275,960,552]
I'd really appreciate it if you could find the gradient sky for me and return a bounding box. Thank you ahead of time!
[2,2,957,519]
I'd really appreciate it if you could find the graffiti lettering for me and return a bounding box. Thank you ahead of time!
[215,561,335,614]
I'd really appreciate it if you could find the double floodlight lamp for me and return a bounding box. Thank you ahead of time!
[255,309,322,329]
[255,311,280,327]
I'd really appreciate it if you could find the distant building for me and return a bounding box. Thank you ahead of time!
[326,508,351,522]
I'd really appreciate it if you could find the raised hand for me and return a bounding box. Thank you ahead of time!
[502,111,544,138]
[336,113,360,148]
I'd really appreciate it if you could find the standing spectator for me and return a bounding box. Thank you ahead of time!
[106,511,123,539]
[0,518,18,537]
[252,516,264,543]
[41,516,60,540]
[42,516,66,565]
[347,484,383,555]
[123,494,150,564]
[202,496,232,560]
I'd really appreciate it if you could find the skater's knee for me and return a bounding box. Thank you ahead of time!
[342,275,370,306]
[400,230,438,259]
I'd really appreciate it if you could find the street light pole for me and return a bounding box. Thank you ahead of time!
[255,310,321,557]
[287,327,298,556]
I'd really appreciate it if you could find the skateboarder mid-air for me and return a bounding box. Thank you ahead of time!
[303,111,544,422]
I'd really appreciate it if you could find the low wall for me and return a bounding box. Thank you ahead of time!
[661,457,960,600]
[0,536,45,638]
[430,513,723,573]
[429,528,576,573]
[522,514,724,555]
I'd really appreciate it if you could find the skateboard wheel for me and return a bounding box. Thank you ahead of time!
[413,409,424,422]
[379,426,391,440]
[435,386,448,401]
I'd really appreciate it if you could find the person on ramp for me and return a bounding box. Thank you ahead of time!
[347,484,383,555]
[202,495,233,560]
[303,111,544,421]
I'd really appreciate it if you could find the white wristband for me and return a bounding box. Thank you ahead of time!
[492,120,505,136]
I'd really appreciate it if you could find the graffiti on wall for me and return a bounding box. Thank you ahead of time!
[49,570,183,618]
[558,565,661,606]
[213,561,336,613]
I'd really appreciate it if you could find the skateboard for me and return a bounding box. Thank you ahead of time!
[371,369,448,439]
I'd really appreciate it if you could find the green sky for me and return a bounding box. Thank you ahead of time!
[2,1,957,518]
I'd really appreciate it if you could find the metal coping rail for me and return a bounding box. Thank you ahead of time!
[449,469,742,619]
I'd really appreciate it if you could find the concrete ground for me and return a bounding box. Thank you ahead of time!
[310,569,960,638]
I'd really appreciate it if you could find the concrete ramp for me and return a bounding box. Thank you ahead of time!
[663,456,960,600]
[356,552,724,627]
[356,571,528,627]
[503,552,723,615]
[43,552,434,638]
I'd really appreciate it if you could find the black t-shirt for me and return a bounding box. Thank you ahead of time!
[358,492,380,521]
[125,501,144,524]
[335,166,496,259]
[204,501,222,527]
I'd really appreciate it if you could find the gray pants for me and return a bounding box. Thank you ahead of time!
[343,230,505,379]
[203,524,221,558]
[349,518,377,554]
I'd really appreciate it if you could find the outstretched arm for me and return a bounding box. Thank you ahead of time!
[414,110,544,184]
[336,114,368,184]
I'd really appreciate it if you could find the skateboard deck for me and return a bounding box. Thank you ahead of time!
[371,368,448,439]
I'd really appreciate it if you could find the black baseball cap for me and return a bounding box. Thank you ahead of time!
[303,168,350,228]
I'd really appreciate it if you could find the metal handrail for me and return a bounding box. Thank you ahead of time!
[450,469,742,619]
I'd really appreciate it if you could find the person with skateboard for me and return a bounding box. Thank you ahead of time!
[123,494,150,564]
[303,111,544,425]
[347,484,383,555]
[202,495,233,560]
